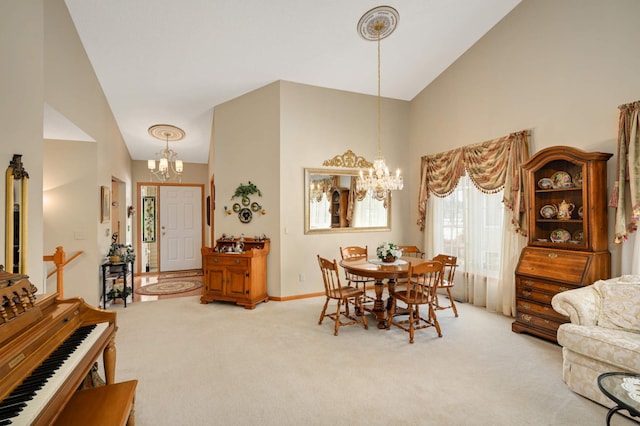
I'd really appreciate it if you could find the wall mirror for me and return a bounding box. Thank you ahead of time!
[5,154,29,274]
[304,167,391,234]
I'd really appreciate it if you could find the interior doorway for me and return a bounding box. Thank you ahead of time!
[137,183,204,273]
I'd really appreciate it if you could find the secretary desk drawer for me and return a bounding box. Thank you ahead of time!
[517,277,575,294]
[515,298,567,322]
[516,247,591,284]
[514,311,564,334]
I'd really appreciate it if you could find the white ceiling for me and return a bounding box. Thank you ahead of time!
[62,0,521,164]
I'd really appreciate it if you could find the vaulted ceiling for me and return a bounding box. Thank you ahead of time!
[61,0,521,163]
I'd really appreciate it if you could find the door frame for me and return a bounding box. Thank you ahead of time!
[135,182,205,274]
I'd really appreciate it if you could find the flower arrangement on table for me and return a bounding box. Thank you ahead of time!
[376,242,402,263]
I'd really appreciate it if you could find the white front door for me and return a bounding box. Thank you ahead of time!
[159,185,202,271]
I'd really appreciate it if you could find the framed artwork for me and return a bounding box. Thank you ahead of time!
[100,186,111,223]
[143,196,156,243]
[206,195,211,226]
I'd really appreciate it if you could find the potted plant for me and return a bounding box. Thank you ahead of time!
[232,181,262,205]
[107,242,135,264]
[376,242,402,263]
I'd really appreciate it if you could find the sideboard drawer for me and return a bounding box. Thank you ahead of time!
[204,255,249,269]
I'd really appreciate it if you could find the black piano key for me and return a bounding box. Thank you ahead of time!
[0,324,97,422]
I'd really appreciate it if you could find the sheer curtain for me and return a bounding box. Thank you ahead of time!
[427,175,505,308]
[309,194,330,229]
[418,131,530,315]
[352,193,387,227]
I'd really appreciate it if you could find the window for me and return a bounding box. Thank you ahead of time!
[352,192,387,227]
[431,174,504,279]
[309,194,331,229]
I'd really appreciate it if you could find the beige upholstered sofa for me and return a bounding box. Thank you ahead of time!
[551,275,640,408]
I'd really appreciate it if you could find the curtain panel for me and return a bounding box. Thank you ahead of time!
[417,130,530,235]
[610,101,640,243]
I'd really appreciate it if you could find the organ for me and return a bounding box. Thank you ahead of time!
[0,267,137,425]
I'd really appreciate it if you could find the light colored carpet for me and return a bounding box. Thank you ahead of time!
[111,296,637,426]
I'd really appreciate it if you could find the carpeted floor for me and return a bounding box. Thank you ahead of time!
[109,296,637,426]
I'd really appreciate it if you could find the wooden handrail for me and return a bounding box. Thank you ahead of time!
[43,246,84,298]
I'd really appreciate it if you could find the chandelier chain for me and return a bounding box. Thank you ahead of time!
[355,7,403,195]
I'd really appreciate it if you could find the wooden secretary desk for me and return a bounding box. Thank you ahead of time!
[201,238,269,309]
[512,146,612,342]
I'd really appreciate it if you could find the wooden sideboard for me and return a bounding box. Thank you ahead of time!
[512,146,612,342]
[201,238,269,309]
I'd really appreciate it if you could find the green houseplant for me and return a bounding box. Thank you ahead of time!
[107,242,135,264]
[232,181,262,204]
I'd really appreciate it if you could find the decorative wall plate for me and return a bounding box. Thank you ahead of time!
[232,203,241,212]
[540,204,557,219]
[573,171,583,188]
[239,207,252,223]
[241,197,250,206]
[573,230,584,242]
[251,202,260,212]
[551,171,572,188]
[537,178,553,190]
[550,228,571,243]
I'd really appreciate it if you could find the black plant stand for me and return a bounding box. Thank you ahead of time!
[101,261,134,309]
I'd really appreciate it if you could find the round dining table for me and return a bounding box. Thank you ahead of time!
[339,256,428,328]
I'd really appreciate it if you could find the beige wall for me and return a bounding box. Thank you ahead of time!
[212,82,282,295]
[409,0,640,277]
[0,1,44,285]
[279,81,410,297]
[213,81,410,298]
[43,140,97,300]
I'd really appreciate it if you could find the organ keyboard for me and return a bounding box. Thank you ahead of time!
[0,267,130,425]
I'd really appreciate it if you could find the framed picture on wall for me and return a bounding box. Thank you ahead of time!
[100,186,110,223]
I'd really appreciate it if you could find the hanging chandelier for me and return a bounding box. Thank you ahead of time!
[147,124,185,183]
[356,6,403,195]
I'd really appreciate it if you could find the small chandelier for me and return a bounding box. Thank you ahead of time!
[309,178,334,202]
[147,124,185,183]
[356,6,403,195]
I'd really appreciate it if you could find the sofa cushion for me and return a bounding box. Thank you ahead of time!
[557,323,640,372]
[594,278,640,333]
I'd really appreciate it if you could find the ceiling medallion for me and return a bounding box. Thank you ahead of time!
[148,124,185,142]
[357,5,399,41]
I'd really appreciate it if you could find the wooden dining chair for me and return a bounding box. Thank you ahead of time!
[339,246,375,303]
[387,260,443,343]
[397,245,425,259]
[317,255,368,336]
[432,254,459,317]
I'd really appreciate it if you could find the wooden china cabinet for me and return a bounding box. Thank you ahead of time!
[330,187,349,228]
[201,238,269,309]
[512,146,612,342]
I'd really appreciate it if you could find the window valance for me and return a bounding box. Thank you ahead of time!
[417,130,530,234]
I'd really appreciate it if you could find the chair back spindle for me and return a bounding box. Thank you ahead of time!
[432,254,459,317]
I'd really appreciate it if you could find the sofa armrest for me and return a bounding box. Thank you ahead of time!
[551,285,599,326]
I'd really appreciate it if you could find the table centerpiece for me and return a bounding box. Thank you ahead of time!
[377,242,402,263]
